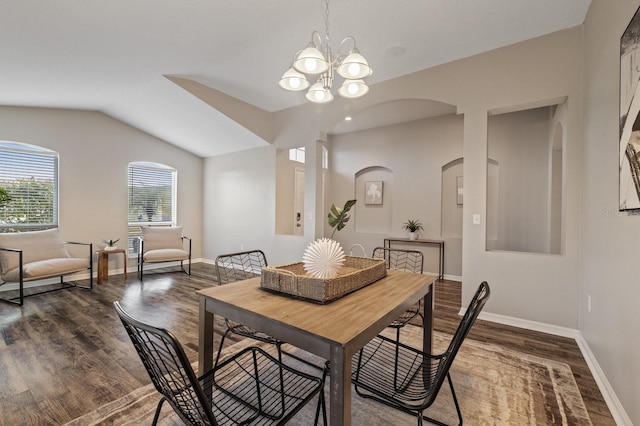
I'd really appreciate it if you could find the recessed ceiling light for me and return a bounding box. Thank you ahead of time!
[345,116,352,121]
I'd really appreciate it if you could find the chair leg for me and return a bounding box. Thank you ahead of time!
[140,257,147,281]
[394,327,401,390]
[152,396,167,426]
[180,259,191,275]
[276,341,287,419]
[417,374,462,426]
[447,372,463,426]
[214,328,232,367]
[19,277,24,306]
[313,361,329,426]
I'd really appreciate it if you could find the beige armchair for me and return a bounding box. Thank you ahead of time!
[0,228,92,306]
[137,226,191,280]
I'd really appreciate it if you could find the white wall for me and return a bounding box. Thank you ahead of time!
[275,149,296,235]
[0,106,203,273]
[432,29,583,330]
[202,146,311,265]
[328,114,464,277]
[582,0,640,423]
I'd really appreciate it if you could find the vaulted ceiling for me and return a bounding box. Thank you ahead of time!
[0,1,591,157]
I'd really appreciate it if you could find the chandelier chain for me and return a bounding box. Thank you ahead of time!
[322,0,330,43]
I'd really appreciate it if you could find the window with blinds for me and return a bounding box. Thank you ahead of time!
[127,162,177,255]
[0,142,58,233]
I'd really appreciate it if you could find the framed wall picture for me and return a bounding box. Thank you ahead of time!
[619,5,640,211]
[365,181,383,205]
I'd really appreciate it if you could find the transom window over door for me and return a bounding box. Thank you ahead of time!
[127,162,177,255]
[0,141,58,233]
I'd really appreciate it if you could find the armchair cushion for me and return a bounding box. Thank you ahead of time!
[140,226,184,252]
[0,229,71,275]
[2,258,90,282]
[143,248,190,263]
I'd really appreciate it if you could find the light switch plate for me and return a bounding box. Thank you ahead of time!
[472,214,481,225]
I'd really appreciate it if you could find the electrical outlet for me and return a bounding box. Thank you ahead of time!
[587,295,592,313]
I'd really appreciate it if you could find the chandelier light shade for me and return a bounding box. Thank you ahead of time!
[306,81,334,103]
[338,79,369,98]
[279,0,372,104]
[293,44,329,75]
[337,48,371,80]
[279,68,310,91]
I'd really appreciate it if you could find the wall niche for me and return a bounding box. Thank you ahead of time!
[441,158,463,239]
[354,166,392,234]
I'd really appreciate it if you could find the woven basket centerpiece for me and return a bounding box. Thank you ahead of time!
[260,253,386,304]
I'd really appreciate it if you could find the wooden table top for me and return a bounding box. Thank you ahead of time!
[197,269,436,348]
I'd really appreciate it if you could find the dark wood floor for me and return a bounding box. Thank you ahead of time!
[0,263,615,425]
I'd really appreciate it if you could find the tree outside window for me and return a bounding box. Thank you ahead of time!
[0,142,58,233]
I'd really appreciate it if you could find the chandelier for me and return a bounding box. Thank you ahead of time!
[278,0,372,104]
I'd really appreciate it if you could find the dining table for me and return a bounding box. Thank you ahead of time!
[197,268,436,426]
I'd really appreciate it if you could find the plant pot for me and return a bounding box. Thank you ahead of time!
[105,246,117,251]
[409,232,418,241]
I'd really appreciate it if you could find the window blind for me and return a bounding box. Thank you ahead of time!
[127,162,176,253]
[0,142,58,232]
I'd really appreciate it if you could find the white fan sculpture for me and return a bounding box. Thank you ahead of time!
[302,238,346,279]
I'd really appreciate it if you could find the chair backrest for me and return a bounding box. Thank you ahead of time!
[140,225,184,253]
[0,229,71,274]
[214,249,268,285]
[371,247,424,274]
[431,281,490,397]
[113,301,215,425]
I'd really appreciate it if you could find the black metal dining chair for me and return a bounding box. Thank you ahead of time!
[351,281,490,426]
[372,247,425,332]
[213,250,284,366]
[114,301,327,425]
[214,249,326,375]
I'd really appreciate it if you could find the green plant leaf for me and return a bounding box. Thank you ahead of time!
[328,199,357,238]
[402,219,423,232]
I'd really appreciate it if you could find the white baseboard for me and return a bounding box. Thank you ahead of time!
[575,334,633,426]
[469,310,631,425]
[442,273,462,282]
[473,310,581,339]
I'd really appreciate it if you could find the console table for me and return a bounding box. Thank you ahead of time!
[384,237,444,280]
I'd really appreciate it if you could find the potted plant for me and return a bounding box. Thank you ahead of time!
[103,238,120,251]
[403,219,423,240]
